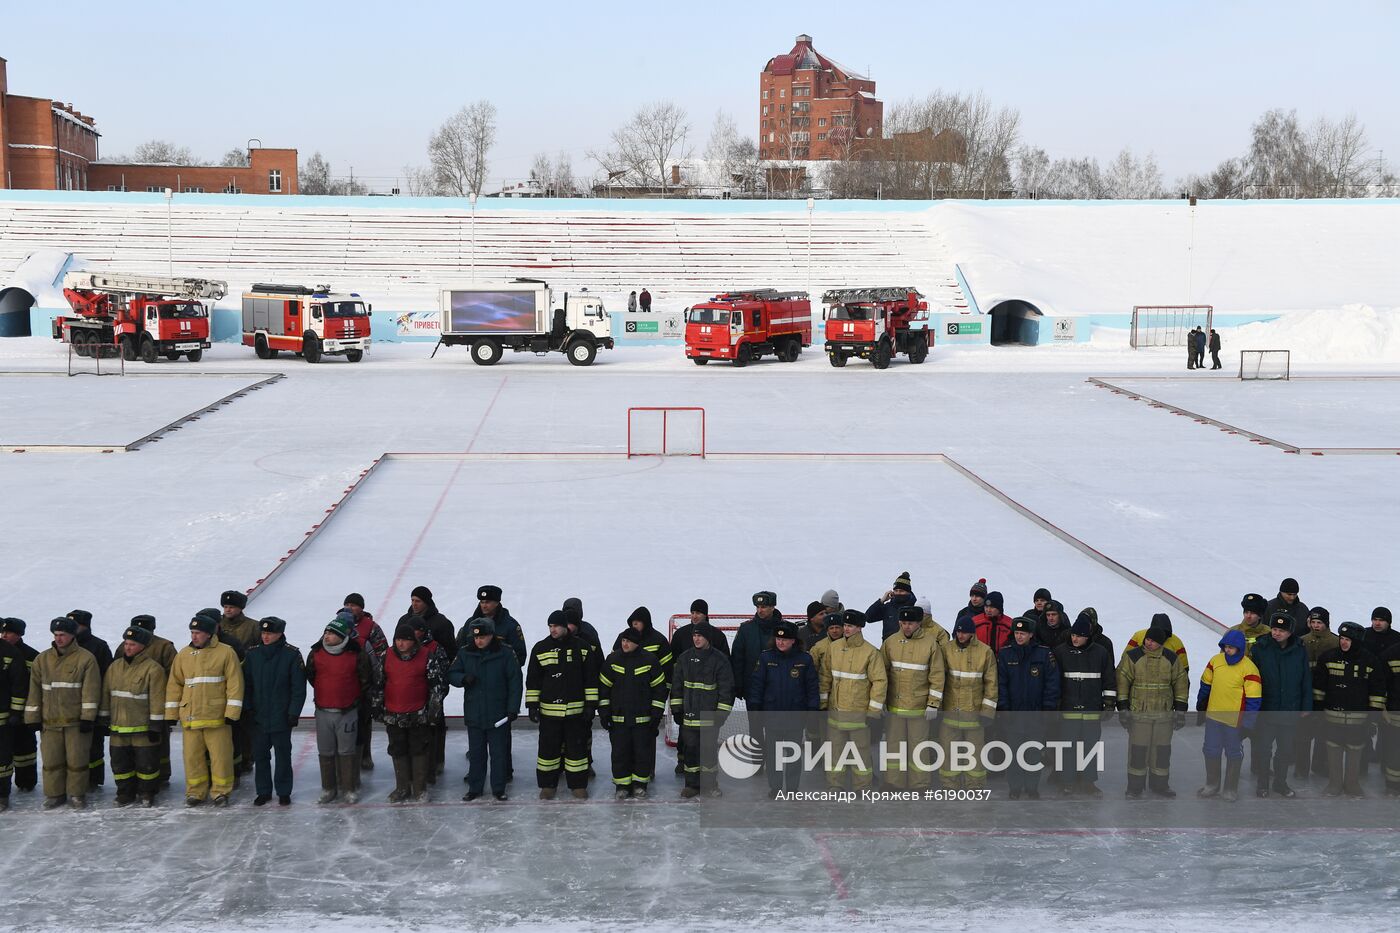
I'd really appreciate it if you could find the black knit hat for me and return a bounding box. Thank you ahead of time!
[260,617,287,634]
[897,605,925,623]
[50,616,78,635]
[1033,587,1052,602]
[189,614,217,636]
[1,617,27,635]
[752,591,777,608]
[1241,593,1267,616]
[343,592,366,609]
[691,622,717,645]
[393,621,417,642]
[195,608,221,628]
[690,598,709,616]
[1373,607,1393,626]
[1279,578,1300,596]
[411,585,435,604]
[985,591,1004,611]
[1144,626,1169,647]
[1150,612,1173,638]
[893,571,912,591]
[1070,617,1094,638]
[774,621,799,640]
[969,578,988,597]
[619,627,643,645]
[807,601,825,621]
[130,614,156,632]
[122,625,152,646]
[546,610,569,629]
[1307,607,1330,626]
[1075,608,1098,631]
[66,609,93,628]
[221,590,248,609]
[563,597,583,615]
[477,584,502,602]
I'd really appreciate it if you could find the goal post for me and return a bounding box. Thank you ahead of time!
[1239,349,1291,381]
[1130,305,1213,349]
[627,407,705,458]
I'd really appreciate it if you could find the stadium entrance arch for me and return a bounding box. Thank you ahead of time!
[988,299,1043,346]
[0,287,36,337]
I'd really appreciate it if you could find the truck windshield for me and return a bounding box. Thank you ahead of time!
[158,303,206,319]
[688,308,732,325]
[321,301,369,318]
[828,306,872,321]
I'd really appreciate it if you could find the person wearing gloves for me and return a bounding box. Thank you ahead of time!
[820,609,887,791]
[242,617,307,807]
[671,621,735,799]
[749,620,819,797]
[880,605,944,791]
[525,611,600,799]
[939,616,997,790]
[376,621,448,803]
[1195,630,1262,802]
[1116,618,1190,799]
[997,617,1061,799]
[449,620,522,802]
[1250,610,1313,798]
[99,624,168,808]
[1052,614,1116,797]
[25,617,100,809]
[599,626,668,799]
[166,611,244,807]
[305,615,374,805]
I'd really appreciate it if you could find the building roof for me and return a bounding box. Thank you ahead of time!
[764,35,866,81]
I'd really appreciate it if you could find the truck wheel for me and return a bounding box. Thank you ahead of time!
[567,339,597,366]
[346,349,364,363]
[186,349,203,362]
[470,339,502,366]
[254,335,272,360]
[909,339,929,364]
[303,334,322,363]
[829,351,847,368]
[692,357,709,366]
[734,343,753,368]
[70,332,91,358]
[140,337,158,364]
[120,335,137,361]
[164,350,181,361]
[872,337,892,370]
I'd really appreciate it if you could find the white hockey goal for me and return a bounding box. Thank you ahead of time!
[1130,305,1214,349]
[665,613,746,747]
[627,407,705,458]
[1239,349,1291,381]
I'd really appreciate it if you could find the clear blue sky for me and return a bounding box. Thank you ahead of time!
[6,0,1397,190]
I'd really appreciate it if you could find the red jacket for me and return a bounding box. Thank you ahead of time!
[975,612,1013,653]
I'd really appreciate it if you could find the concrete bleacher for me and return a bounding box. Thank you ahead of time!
[0,193,966,321]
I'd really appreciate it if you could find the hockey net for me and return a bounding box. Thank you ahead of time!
[1130,305,1213,349]
[627,407,705,458]
[1239,349,1291,381]
[665,613,747,747]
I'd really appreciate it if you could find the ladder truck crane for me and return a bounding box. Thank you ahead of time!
[54,271,226,363]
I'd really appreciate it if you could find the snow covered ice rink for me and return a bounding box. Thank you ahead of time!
[3,336,1399,931]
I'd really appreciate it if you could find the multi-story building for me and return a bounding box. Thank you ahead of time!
[0,57,101,190]
[88,148,299,194]
[758,34,882,164]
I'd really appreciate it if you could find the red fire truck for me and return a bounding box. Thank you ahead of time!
[241,284,372,363]
[822,286,931,368]
[54,272,226,363]
[684,289,811,367]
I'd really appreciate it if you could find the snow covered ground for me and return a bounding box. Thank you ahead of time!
[2,323,1398,930]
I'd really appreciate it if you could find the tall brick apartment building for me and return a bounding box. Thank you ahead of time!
[0,57,100,190]
[758,35,882,164]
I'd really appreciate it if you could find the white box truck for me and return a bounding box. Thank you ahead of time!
[435,279,613,366]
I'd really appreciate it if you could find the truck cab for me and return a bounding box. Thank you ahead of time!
[136,298,210,361]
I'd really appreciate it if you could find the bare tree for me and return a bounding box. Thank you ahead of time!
[219,148,249,167]
[1308,113,1368,197]
[402,164,439,197]
[430,100,498,195]
[299,152,332,195]
[126,140,201,164]
[589,101,692,194]
[529,151,578,197]
[1177,157,1245,199]
[1103,148,1163,199]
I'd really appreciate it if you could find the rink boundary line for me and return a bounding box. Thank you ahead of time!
[1087,377,1400,456]
[245,448,1225,635]
[0,371,285,454]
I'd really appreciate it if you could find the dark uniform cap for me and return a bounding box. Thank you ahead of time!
[130,614,157,632]
[953,617,976,636]
[470,621,496,638]
[1337,621,1364,641]
[1011,617,1036,634]
[261,617,287,634]
[189,614,218,635]
[66,609,93,628]
[840,609,867,628]
[1,617,27,635]
[752,591,777,608]
[1269,610,1294,630]
[122,626,152,646]
[221,590,248,609]
[773,621,799,640]
[897,605,925,623]
[50,616,78,635]
[1241,593,1268,616]
[478,585,503,602]
[343,592,366,609]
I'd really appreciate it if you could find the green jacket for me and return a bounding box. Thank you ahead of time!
[1250,633,1313,712]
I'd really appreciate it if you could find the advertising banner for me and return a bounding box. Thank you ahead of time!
[395,310,440,337]
[617,311,685,341]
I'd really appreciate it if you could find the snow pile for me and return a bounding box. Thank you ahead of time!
[1224,304,1400,364]
[0,249,75,305]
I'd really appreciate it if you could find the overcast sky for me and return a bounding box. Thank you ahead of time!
[6,0,1397,192]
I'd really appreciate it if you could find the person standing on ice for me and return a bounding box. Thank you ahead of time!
[449,619,521,802]
[167,612,243,807]
[1186,328,1197,369]
[938,616,997,790]
[242,617,306,807]
[377,621,447,803]
[672,621,734,799]
[879,606,943,792]
[26,617,99,810]
[1266,578,1309,639]
[464,585,527,783]
[801,592,841,650]
[998,617,1061,799]
[1194,630,1261,802]
[305,616,373,805]
[1052,614,1116,796]
[1231,594,1272,651]
[341,595,386,772]
[219,590,258,777]
[1296,608,1338,779]
[750,620,819,797]
[526,610,600,799]
[599,626,668,799]
[1116,620,1189,799]
[562,598,602,651]
[1209,329,1222,369]
[402,586,454,780]
[3,618,41,797]
[1313,621,1384,798]
[65,610,112,793]
[1122,614,1191,678]
[1249,611,1312,798]
[639,287,652,313]
[669,599,727,776]
[98,624,167,808]
[1022,588,1053,630]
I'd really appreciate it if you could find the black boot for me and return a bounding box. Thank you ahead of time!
[1323,745,1345,797]
[1197,755,1222,798]
[1222,758,1242,802]
[388,756,412,803]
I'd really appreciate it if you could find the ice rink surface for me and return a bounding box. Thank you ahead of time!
[2,336,1398,930]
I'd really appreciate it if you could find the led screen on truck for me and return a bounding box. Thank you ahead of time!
[447,291,538,332]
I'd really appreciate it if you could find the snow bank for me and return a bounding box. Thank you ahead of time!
[1224,304,1400,364]
[0,248,75,304]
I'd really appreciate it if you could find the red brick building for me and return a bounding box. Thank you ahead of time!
[758,35,882,163]
[88,148,299,194]
[0,57,101,190]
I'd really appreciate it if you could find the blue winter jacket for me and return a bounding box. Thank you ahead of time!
[997,640,1061,712]
[448,638,523,729]
[748,646,819,712]
[243,639,307,733]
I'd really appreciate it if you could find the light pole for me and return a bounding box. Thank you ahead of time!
[469,192,478,282]
[806,196,815,314]
[164,187,174,276]
[1186,195,1197,303]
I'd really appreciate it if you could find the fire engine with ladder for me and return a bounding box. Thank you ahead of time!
[54,272,226,363]
[821,286,931,368]
[684,288,811,367]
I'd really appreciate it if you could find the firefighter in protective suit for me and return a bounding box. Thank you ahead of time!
[820,610,887,790]
[939,617,997,789]
[2,618,40,798]
[100,625,168,807]
[880,605,944,789]
[128,615,177,784]
[1314,621,1385,798]
[25,617,100,809]
[1116,621,1190,798]
[526,611,600,799]
[671,622,735,798]
[167,612,244,806]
